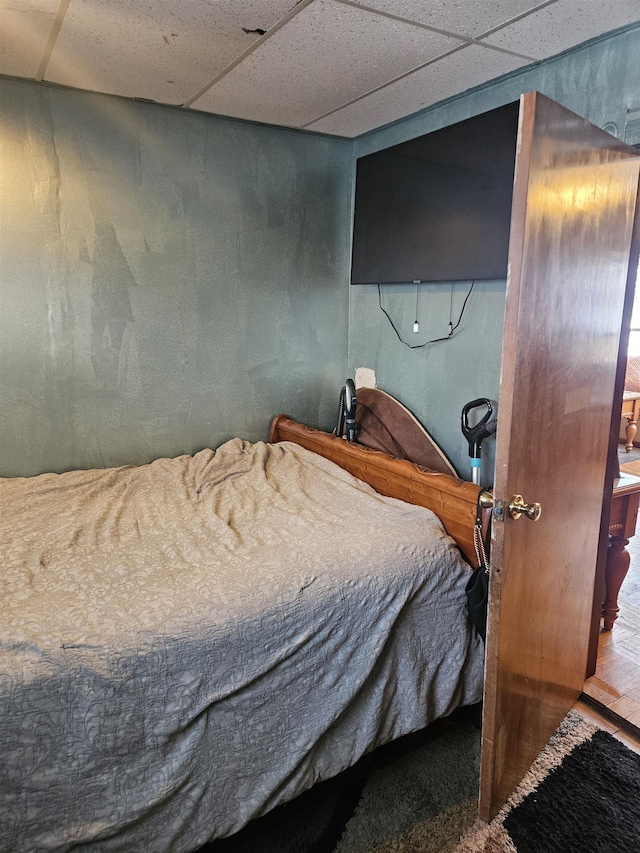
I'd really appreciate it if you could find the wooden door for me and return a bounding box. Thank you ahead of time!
[479,92,640,820]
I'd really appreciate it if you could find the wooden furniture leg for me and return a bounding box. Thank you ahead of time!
[625,418,638,453]
[621,392,640,452]
[596,474,640,640]
[603,534,631,630]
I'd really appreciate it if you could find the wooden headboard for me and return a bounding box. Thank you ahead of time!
[270,415,483,566]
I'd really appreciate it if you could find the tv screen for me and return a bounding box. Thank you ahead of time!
[350,102,519,285]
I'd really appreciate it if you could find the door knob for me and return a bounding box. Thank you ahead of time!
[508,494,541,521]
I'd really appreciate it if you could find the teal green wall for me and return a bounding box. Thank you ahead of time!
[0,80,352,477]
[349,24,640,483]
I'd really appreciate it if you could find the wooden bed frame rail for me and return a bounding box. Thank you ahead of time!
[270,415,483,566]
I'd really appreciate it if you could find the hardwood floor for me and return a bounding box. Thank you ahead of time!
[573,697,640,756]
[583,492,640,731]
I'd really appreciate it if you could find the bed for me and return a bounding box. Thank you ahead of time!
[0,416,485,852]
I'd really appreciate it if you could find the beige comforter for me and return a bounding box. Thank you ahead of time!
[0,439,484,851]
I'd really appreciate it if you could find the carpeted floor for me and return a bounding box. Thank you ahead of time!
[196,709,640,853]
[456,710,640,853]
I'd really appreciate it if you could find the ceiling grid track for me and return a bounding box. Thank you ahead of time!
[300,0,547,130]
[182,0,316,108]
[334,0,547,55]
[35,0,71,81]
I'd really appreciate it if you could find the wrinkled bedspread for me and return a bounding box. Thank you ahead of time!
[0,439,484,852]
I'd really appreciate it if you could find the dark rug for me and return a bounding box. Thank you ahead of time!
[503,730,640,852]
[457,710,640,853]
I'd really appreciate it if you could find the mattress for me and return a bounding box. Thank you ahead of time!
[0,439,484,852]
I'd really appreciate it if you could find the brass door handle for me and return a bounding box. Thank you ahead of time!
[508,494,541,521]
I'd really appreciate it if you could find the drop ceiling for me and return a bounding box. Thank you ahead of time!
[1,0,638,138]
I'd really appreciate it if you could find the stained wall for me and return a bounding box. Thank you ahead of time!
[0,80,352,476]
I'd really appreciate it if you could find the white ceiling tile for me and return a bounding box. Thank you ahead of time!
[190,0,463,127]
[307,44,532,137]
[44,0,295,104]
[481,0,640,59]
[348,0,553,38]
[0,0,60,78]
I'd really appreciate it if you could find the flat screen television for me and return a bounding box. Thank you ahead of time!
[350,102,519,285]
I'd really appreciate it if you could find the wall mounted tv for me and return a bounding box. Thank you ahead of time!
[350,102,519,285]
